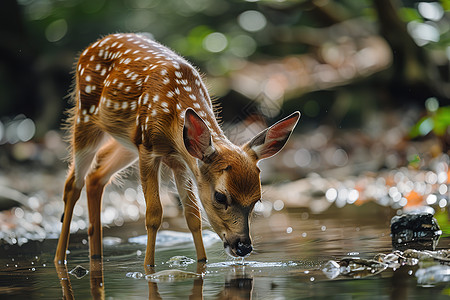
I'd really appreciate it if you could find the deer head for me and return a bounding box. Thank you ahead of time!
[183,109,300,257]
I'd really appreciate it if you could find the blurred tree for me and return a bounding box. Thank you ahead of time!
[0,0,39,119]
[373,0,446,103]
[1,0,450,138]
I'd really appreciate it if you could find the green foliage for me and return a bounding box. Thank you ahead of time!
[410,98,450,138]
[398,7,423,23]
[442,0,450,11]
[434,209,450,235]
[407,154,421,168]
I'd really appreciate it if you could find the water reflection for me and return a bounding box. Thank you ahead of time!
[216,273,253,300]
[55,260,255,300]
[55,258,104,300]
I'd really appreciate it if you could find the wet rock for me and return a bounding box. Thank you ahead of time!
[403,249,450,263]
[374,252,403,269]
[167,256,195,268]
[322,260,340,279]
[338,258,387,278]
[416,264,450,286]
[68,265,89,279]
[103,236,122,246]
[321,258,387,279]
[390,213,442,251]
[126,271,144,279]
[145,269,202,282]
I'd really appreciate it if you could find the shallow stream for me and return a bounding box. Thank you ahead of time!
[1,203,449,299]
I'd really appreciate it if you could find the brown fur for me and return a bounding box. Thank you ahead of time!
[54,33,300,269]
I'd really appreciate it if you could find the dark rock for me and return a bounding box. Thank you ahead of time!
[69,265,89,279]
[390,213,442,251]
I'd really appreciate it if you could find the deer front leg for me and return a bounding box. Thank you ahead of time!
[55,168,82,265]
[139,153,162,271]
[174,172,207,263]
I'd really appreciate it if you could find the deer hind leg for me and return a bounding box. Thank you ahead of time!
[173,165,207,262]
[139,150,162,271]
[54,125,105,264]
[85,139,138,259]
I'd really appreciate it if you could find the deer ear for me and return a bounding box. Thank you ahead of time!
[246,111,300,160]
[183,108,215,162]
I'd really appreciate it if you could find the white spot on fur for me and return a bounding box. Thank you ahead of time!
[89,105,96,114]
[143,93,149,104]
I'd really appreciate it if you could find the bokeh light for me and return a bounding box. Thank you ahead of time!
[238,10,267,32]
[203,32,228,53]
[1,116,36,144]
[229,35,257,57]
[45,19,68,42]
[418,2,444,21]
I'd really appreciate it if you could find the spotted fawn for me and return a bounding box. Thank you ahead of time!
[54,33,300,268]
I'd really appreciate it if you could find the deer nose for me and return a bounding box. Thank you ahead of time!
[235,241,252,257]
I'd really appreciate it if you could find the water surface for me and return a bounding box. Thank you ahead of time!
[1,205,449,299]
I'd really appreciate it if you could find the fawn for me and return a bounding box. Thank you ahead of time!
[54,33,300,268]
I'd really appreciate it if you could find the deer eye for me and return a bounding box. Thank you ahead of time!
[214,191,227,205]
